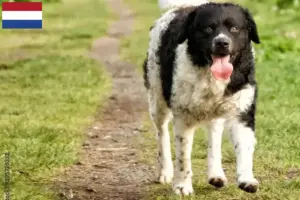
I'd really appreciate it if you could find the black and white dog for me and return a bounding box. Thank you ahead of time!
[143,0,260,196]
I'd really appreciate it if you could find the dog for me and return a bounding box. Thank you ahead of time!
[143,0,260,196]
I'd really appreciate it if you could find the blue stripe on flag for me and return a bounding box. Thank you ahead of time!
[2,20,42,29]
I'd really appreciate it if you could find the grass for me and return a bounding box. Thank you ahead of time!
[0,0,111,199]
[122,0,300,199]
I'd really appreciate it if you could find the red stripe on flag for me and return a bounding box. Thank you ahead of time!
[2,2,42,11]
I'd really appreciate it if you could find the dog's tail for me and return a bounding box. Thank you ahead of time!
[158,0,209,10]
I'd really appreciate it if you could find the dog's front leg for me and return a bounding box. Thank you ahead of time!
[231,120,259,193]
[172,117,195,196]
[207,118,227,188]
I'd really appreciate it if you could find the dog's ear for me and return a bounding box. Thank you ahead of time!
[177,9,197,44]
[243,8,260,44]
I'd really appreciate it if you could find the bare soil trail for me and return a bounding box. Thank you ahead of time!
[58,0,155,199]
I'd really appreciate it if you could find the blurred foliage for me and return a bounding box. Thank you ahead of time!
[237,0,299,10]
[276,0,299,9]
[10,0,62,2]
[5,0,298,8]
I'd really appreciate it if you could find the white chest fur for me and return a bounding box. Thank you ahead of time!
[171,42,255,124]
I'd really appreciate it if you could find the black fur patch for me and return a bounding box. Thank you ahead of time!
[157,9,194,107]
[239,86,257,130]
[143,54,149,89]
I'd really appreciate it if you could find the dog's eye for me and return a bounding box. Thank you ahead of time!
[204,27,212,33]
[230,27,239,33]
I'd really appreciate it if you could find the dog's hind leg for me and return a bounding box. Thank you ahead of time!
[148,91,173,184]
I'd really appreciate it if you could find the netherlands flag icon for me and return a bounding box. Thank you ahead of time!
[2,2,42,29]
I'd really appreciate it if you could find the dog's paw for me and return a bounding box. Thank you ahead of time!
[172,180,193,196]
[156,162,173,184]
[208,176,228,188]
[157,171,173,184]
[237,177,259,193]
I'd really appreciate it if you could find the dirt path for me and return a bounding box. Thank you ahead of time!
[58,0,155,199]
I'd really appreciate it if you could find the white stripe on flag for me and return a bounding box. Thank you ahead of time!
[2,11,42,20]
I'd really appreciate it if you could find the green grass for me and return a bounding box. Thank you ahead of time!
[122,0,300,199]
[0,0,111,199]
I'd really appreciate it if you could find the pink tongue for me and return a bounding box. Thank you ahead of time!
[210,55,233,80]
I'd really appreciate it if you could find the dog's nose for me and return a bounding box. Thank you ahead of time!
[215,40,229,48]
[215,38,230,49]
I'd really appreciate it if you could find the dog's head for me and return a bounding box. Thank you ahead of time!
[177,3,259,68]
